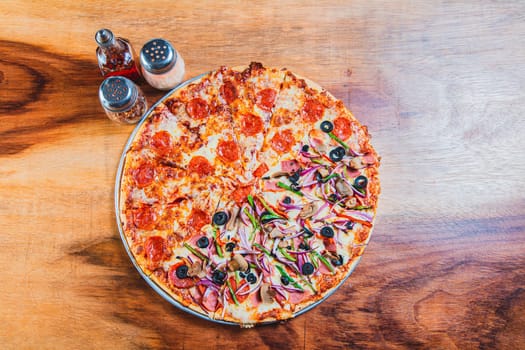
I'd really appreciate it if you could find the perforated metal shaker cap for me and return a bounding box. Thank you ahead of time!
[99,76,138,112]
[140,38,177,74]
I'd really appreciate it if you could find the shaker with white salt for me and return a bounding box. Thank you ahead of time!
[140,38,185,90]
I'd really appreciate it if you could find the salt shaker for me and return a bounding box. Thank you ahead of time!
[99,76,147,124]
[140,38,185,90]
[95,29,141,82]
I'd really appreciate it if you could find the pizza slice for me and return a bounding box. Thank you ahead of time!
[218,63,286,182]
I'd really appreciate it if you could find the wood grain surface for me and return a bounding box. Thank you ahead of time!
[1,1,524,349]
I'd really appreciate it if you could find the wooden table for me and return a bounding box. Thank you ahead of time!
[1,1,524,349]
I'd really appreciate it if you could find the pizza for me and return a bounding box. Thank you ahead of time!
[117,62,380,326]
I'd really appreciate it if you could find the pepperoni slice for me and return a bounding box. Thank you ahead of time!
[187,208,210,234]
[252,162,269,178]
[232,186,252,205]
[333,116,352,140]
[133,163,155,188]
[301,99,324,123]
[188,156,214,177]
[241,113,264,136]
[144,236,166,266]
[217,139,240,163]
[133,206,157,230]
[256,88,276,112]
[270,129,294,154]
[272,112,293,127]
[220,81,238,104]
[168,263,197,289]
[186,98,209,120]
[151,131,172,156]
[225,276,249,304]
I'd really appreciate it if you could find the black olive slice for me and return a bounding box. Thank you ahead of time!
[212,270,226,284]
[320,226,334,238]
[280,276,290,286]
[246,273,257,284]
[225,242,236,252]
[176,265,189,279]
[302,262,315,275]
[354,175,368,189]
[212,211,229,225]
[329,147,346,162]
[288,172,300,184]
[331,254,344,267]
[197,236,209,248]
[320,120,334,133]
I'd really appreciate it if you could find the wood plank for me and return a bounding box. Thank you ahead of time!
[0,0,524,349]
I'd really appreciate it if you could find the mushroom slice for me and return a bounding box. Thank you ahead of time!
[317,167,330,178]
[225,205,240,231]
[278,240,290,248]
[271,171,289,178]
[269,227,285,239]
[228,254,249,272]
[299,202,318,219]
[260,283,276,304]
[349,155,377,170]
[335,178,353,197]
[345,196,357,208]
[187,261,204,277]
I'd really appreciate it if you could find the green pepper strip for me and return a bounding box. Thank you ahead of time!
[234,271,241,285]
[353,205,372,210]
[278,247,297,262]
[309,253,319,269]
[253,243,272,257]
[298,274,317,294]
[183,243,208,261]
[247,194,255,210]
[312,250,335,273]
[226,279,240,306]
[275,265,304,292]
[322,173,339,183]
[277,182,304,197]
[311,158,332,167]
[328,132,349,150]
[212,228,223,258]
[244,207,259,242]
[244,208,259,229]
[260,213,285,222]
[257,196,278,216]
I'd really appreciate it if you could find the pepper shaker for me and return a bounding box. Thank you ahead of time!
[140,38,185,90]
[99,76,147,124]
[95,29,141,82]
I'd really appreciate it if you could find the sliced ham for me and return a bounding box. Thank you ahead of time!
[263,180,284,192]
[201,287,219,312]
[281,159,300,173]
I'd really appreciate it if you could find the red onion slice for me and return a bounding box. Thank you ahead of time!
[342,209,373,222]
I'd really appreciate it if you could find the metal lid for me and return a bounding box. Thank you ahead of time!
[140,38,177,74]
[95,29,115,48]
[99,76,137,112]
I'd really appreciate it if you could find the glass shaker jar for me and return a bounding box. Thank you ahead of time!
[95,29,141,82]
[99,76,147,124]
[140,38,185,90]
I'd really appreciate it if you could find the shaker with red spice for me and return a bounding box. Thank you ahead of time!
[95,29,141,82]
[98,76,147,124]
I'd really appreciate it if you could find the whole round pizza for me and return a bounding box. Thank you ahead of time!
[117,62,380,326]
